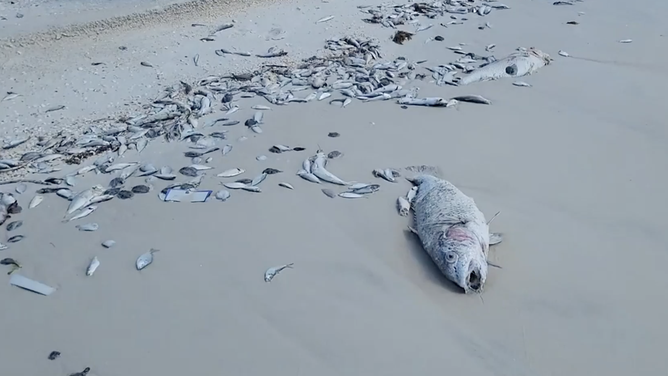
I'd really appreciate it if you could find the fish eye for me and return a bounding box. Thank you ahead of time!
[445,252,458,263]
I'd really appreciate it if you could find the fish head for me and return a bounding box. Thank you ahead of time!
[437,227,488,294]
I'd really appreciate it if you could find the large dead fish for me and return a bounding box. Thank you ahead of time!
[407,173,503,293]
[457,48,552,85]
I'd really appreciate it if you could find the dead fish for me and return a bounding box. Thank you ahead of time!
[558,50,570,57]
[131,185,150,194]
[140,61,154,67]
[179,167,199,177]
[102,240,116,248]
[251,173,268,186]
[512,81,532,87]
[2,92,20,101]
[222,182,248,189]
[322,188,336,198]
[264,263,294,282]
[450,95,492,105]
[6,220,22,231]
[278,182,294,190]
[45,105,65,113]
[64,206,97,222]
[328,151,343,159]
[29,195,44,208]
[7,235,24,243]
[3,136,30,149]
[15,184,27,194]
[193,54,200,66]
[136,248,159,270]
[297,169,320,183]
[217,168,244,177]
[241,185,261,193]
[618,39,633,43]
[373,168,400,182]
[338,192,367,199]
[251,105,271,110]
[67,186,103,214]
[349,184,380,195]
[86,257,100,276]
[76,223,99,232]
[262,168,282,175]
[222,144,233,156]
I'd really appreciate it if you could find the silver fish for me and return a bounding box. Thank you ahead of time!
[264,263,294,282]
[251,173,267,186]
[102,240,116,248]
[67,186,103,214]
[218,168,244,177]
[86,257,100,276]
[64,205,97,222]
[76,223,99,232]
[297,169,320,183]
[311,152,348,185]
[338,192,366,199]
[222,182,248,189]
[278,182,294,190]
[136,248,159,270]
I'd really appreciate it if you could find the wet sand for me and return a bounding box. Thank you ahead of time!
[1,0,668,375]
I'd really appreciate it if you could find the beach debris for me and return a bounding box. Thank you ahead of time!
[48,351,61,360]
[9,273,56,296]
[0,243,7,250]
[553,1,574,5]
[327,151,343,159]
[102,240,116,248]
[264,263,293,282]
[397,196,410,216]
[566,21,579,25]
[76,223,99,232]
[86,257,100,276]
[136,249,159,270]
[456,48,552,85]
[328,132,340,138]
[140,61,154,67]
[393,30,413,44]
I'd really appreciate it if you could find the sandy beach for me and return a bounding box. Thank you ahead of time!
[1,0,668,375]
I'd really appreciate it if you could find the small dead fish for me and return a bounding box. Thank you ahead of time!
[558,50,570,57]
[618,39,633,43]
[45,105,65,113]
[241,185,261,193]
[64,206,97,222]
[278,182,294,190]
[29,195,44,208]
[102,240,116,248]
[264,263,294,282]
[251,105,271,110]
[316,15,334,24]
[262,168,282,175]
[8,235,25,243]
[373,168,399,182]
[86,257,100,276]
[338,192,366,199]
[222,144,233,156]
[6,220,22,231]
[217,168,244,177]
[179,167,199,177]
[513,81,532,87]
[140,61,154,67]
[328,151,343,159]
[222,182,248,189]
[76,223,99,232]
[251,173,268,186]
[136,248,159,270]
[15,184,27,194]
[450,95,492,105]
[322,188,336,198]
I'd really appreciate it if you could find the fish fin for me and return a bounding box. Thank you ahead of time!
[487,261,502,269]
[489,232,503,246]
[407,226,418,235]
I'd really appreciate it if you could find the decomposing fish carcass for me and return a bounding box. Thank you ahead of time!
[457,48,552,85]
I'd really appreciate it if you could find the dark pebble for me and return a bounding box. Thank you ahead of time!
[179,167,198,177]
[327,150,343,159]
[328,132,340,138]
[434,35,444,41]
[48,351,61,360]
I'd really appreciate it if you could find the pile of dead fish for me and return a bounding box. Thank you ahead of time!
[359,0,510,29]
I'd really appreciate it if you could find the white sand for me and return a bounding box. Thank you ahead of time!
[1,0,668,375]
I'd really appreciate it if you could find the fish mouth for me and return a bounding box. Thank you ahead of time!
[466,270,482,293]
